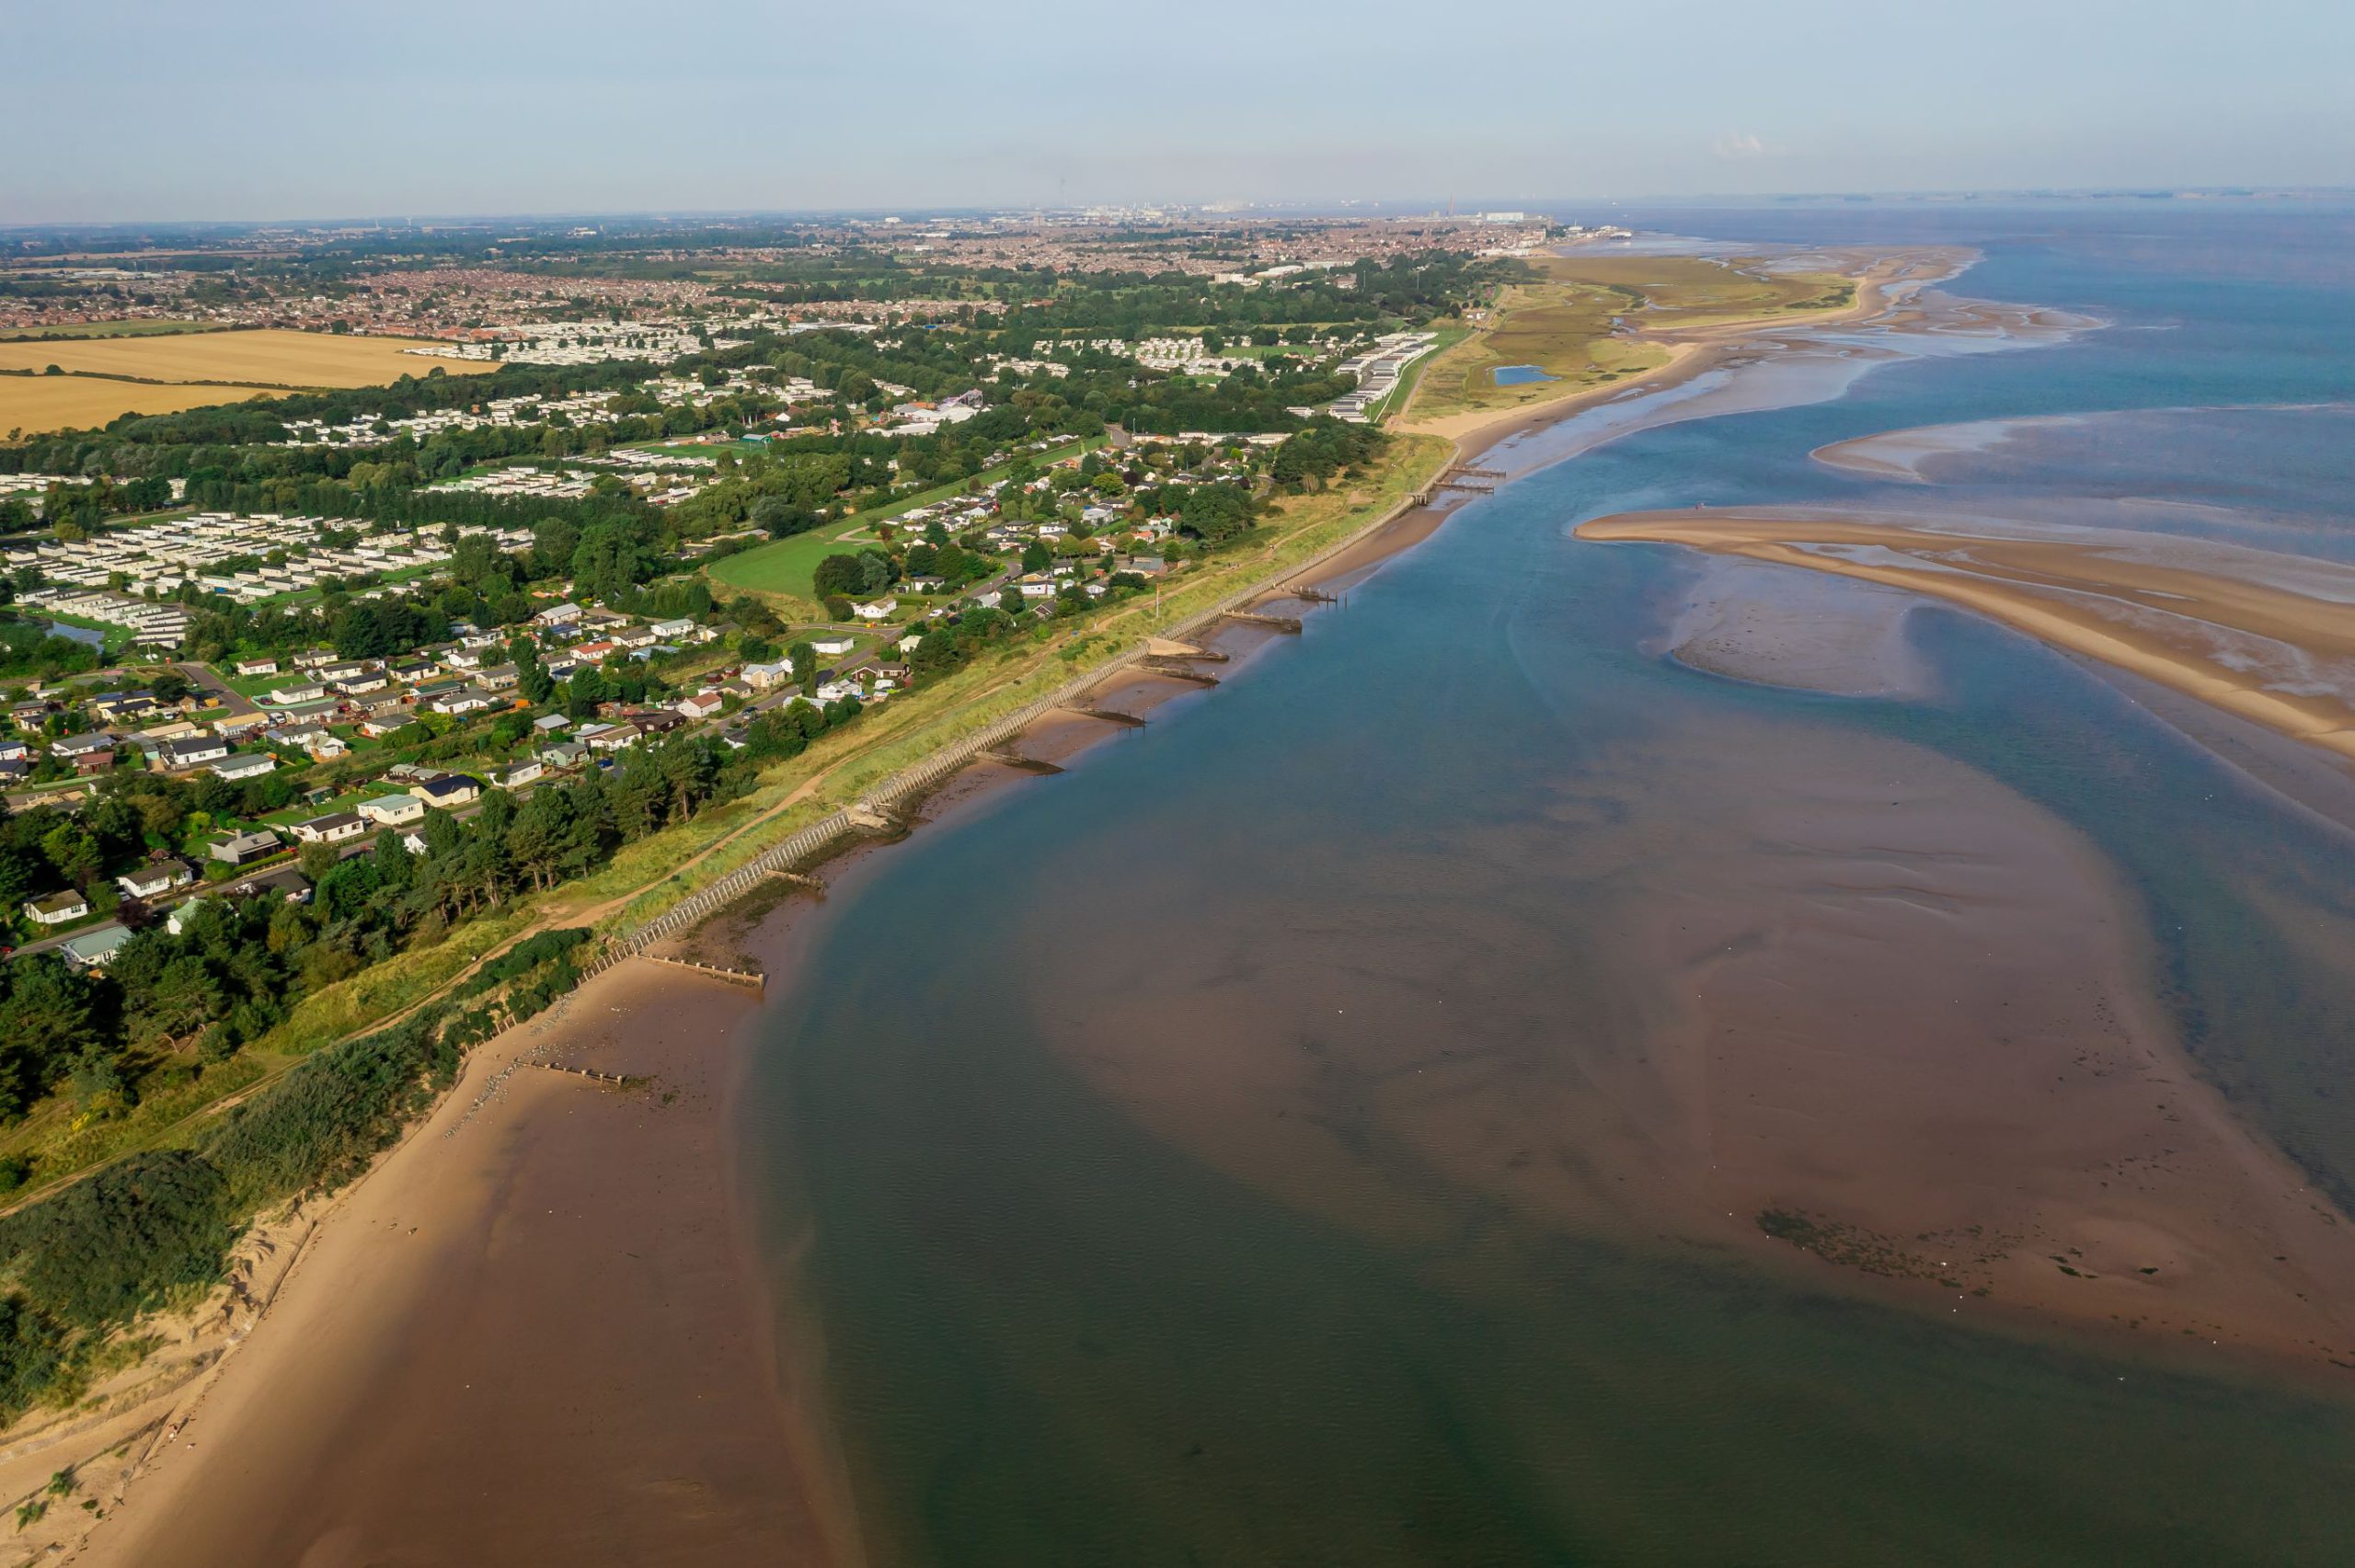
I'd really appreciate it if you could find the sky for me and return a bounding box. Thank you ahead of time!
[7,0,2352,224]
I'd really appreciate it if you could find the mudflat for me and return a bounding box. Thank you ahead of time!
[1032,705,2355,1368]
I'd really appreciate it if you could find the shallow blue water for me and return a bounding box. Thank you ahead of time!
[1493,362,1558,385]
[743,203,2355,1566]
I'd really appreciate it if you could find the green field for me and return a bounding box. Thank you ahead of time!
[706,434,1102,605]
[1366,324,1471,424]
[706,524,876,601]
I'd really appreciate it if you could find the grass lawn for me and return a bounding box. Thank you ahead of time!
[258,785,374,827]
[706,434,1102,605]
[706,524,872,602]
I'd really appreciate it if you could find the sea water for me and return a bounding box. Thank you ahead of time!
[741,200,2355,1567]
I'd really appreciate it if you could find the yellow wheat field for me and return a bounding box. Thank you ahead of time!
[0,328,493,390]
[0,378,286,438]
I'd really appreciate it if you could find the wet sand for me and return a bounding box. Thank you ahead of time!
[1813,414,2055,481]
[71,963,856,1568]
[1579,508,2355,761]
[1657,553,1941,697]
[1031,704,2355,1370]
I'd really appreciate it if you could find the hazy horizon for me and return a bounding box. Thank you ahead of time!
[13,0,2352,226]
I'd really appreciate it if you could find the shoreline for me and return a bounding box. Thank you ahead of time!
[1396,246,1962,458]
[45,241,2095,1563]
[1575,508,2355,763]
[61,960,856,1567]
[41,444,1450,1568]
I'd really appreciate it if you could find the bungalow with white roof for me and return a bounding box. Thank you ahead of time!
[357,794,426,827]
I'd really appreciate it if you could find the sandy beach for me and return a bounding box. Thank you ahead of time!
[63,960,856,1568]
[1576,508,2355,761]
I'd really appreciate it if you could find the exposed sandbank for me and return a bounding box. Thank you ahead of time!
[1577,508,2355,762]
[1029,706,2355,1372]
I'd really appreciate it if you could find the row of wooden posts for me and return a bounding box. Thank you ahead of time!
[575,484,1426,976]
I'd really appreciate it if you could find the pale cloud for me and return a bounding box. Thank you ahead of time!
[1713,132,1769,160]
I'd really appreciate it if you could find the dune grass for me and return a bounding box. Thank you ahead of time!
[1405,254,1859,429]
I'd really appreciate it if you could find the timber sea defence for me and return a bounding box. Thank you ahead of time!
[580,482,1440,973]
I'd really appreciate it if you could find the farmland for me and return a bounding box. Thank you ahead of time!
[0,376,284,437]
[0,318,213,340]
[0,327,497,388]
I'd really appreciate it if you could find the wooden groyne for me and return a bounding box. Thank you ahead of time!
[1416,464,1507,505]
[1220,610,1303,634]
[1144,636,1226,660]
[982,750,1064,773]
[636,954,766,991]
[581,468,1443,969]
[526,1061,635,1087]
[1057,705,1147,727]
[1141,658,1220,685]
